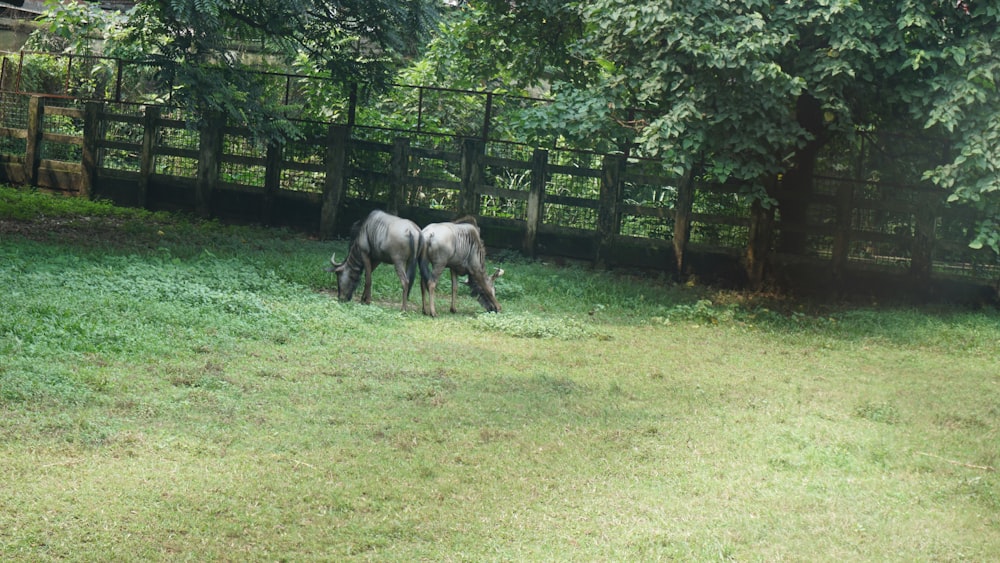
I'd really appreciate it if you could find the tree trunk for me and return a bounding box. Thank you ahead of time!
[776,94,828,254]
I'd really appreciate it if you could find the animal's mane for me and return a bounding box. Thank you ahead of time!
[454,223,486,265]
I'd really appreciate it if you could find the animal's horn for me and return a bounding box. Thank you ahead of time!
[326,252,343,272]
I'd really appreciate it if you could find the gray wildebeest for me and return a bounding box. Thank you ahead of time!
[419,217,503,317]
[328,210,423,311]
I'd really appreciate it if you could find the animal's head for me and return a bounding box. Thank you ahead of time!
[327,252,359,302]
[467,268,504,313]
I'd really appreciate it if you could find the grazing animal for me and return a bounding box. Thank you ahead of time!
[419,217,503,317]
[328,210,422,311]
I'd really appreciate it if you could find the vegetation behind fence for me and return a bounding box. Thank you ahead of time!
[0,50,996,300]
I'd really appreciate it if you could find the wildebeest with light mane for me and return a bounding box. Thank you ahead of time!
[419,216,503,317]
[328,210,422,311]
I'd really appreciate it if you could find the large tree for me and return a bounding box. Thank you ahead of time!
[122,0,437,140]
[450,0,1000,252]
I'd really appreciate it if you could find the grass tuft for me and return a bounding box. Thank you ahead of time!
[474,311,608,339]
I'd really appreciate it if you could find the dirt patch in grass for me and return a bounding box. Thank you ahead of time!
[1,216,165,249]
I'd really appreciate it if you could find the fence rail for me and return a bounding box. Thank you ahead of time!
[0,85,996,300]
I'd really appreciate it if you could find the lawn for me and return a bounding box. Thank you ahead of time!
[1,186,998,561]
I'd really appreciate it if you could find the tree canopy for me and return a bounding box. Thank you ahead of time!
[119,0,437,138]
[447,0,1000,251]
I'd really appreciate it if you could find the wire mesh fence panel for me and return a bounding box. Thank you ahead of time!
[0,133,24,155]
[281,139,326,194]
[620,160,679,239]
[932,206,1000,280]
[409,149,461,211]
[40,99,84,162]
[689,221,750,249]
[849,238,912,271]
[0,91,28,127]
[347,142,391,201]
[156,108,199,178]
[484,141,534,221]
[0,91,27,155]
[544,201,598,231]
[543,149,601,230]
[804,233,835,260]
[846,179,917,267]
[221,134,266,188]
[99,103,145,172]
[481,166,529,221]
[417,184,460,211]
[688,186,751,247]
[405,137,458,211]
[620,210,674,239]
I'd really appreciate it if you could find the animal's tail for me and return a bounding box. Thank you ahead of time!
[417,231,432,284]
[407,230,423,292]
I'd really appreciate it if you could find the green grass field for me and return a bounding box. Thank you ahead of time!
[1,186,998,561]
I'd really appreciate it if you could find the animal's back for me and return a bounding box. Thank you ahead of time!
[363,210,420,261]
[422,221,484,272]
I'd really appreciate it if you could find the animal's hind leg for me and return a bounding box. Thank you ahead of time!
[428,264,448,317]
[427,278,438,317]
[449,269,459,313]
[394,262,411,312]
[420,274,430,315]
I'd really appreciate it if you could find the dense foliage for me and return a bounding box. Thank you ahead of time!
[41,0,438,140]
[448,0,1000,251]
[25,0,1000,253]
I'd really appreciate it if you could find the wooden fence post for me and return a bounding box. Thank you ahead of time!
[262,142,283,225]
[388,137,410,214]
[911,192,937,282]
[80,101,103,199]
[459,137,484,216]
[672,168,696,276]
[24,95,44,186]
[320,124,350,239]
[195,112,224,218]
[522,148,547,257]
[137,105,160,209]
[595,154,625,268]
[746,194,776,289]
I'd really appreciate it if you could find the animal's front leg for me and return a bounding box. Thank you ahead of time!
[362,257,374,304]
